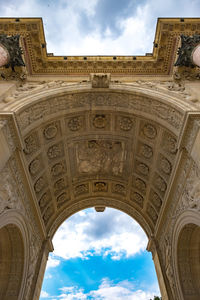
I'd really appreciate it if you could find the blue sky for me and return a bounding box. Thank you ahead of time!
[1,0,200,55]
[40,208,160,300]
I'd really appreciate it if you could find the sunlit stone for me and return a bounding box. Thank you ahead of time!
[0,44,9,67]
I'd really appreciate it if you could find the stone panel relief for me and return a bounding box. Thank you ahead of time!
[50,161,67,178]
[47,142,64,160]
[138,142,153,160]
[132,176,147,195]
[0,164,24,214]
[130,190,144,208]
[74,139,127,176]
[43,206,54,225]
[16,91,184,133]
[111,183,126,195]
[135,160,150,178]
[181,162,200,211]
[153,173,167,196]
[147,204,158,224]
[54,178,67,194]
[161,131,178,156]
[28,154,45,178]
[0,118,17,152]
[24,131,40,156]
[57,191,70,209]
[149,190,162,213]
[74,183,89,197]
[39,191,52,214]
[158,154,172,176]
[164,236,176,299]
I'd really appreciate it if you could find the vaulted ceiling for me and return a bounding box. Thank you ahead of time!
[6,85,189,238]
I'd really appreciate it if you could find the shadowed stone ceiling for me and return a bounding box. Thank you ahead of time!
[9,86,187,238]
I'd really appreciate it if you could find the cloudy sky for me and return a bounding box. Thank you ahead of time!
[1,0,200,55]
[41,208,159,300]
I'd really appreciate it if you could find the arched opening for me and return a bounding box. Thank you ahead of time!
[7,85,188,299]
[177,223,200,300]
[0,224,24,300]
[40,208,161,299]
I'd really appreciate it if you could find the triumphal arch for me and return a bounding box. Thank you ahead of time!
[0,17,200,300]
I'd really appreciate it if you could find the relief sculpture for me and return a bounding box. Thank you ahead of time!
[75,140,126,176]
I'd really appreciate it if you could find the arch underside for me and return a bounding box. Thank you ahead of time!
[13,88,185,237]
[177,224,200,300]
[0,224,24,300]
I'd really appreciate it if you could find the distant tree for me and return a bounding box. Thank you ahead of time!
[150,297,162,300]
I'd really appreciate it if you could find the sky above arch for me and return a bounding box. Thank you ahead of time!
[40,208,160,300]
[0,0,200,55]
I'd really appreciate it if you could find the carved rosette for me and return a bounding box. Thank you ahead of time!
[119,116,133,131]
[143,123,157,139]
[74,183,89,196]
[92,114,108,129]
[51,162,66,177]
[68,117,83,131]
[43,123,58,140]
[130,191,144,207]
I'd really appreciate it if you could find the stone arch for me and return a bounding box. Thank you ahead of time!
[172,211,200,300]
[49,197,152,239]
[11,86,186,241]
[4,83,197,300]
[0,211,30,300]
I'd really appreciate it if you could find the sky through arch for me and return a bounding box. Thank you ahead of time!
[1,0,200,55]
[40,208,160,299]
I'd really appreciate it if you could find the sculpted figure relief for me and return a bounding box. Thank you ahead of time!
[182,163,200,211]
[76,140,126,176]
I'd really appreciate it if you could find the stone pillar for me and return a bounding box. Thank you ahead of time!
[147,237,170,300]
[32,238,54,300]
[0,121,11,171]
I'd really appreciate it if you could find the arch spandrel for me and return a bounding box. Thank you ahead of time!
[5,86,187,240]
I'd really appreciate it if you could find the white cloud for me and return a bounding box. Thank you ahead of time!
[47,278,160,300]
[40,290,49,298]
[46,256,61,269]
[52,208,147,260]
[89,278,156,300]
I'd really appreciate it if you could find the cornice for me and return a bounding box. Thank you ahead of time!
[0,18,200,76]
